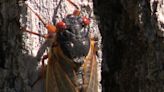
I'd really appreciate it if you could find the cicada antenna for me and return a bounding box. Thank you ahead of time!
[21,27,48,38]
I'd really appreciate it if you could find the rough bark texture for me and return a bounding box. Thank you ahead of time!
[93,0,164,92]
[0,0,23,92]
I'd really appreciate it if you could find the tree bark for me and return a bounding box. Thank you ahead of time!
[0,0,23,92]
[93,0,164,92]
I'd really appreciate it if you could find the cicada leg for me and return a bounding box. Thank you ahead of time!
[31,54,48,87]
[21,27,49,38]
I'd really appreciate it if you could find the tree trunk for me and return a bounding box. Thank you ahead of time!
[93,0,164,92]
[0,0,23,92]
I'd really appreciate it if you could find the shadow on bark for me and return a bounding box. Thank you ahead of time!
[93,0,164,92]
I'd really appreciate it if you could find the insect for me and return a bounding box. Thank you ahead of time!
[22,0,98,92]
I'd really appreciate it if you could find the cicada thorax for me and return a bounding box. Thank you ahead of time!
[56,14,91,89]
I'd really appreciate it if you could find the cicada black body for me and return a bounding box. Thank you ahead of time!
[46,13,98,92]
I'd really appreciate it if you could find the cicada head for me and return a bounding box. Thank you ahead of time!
[57,14,90,64]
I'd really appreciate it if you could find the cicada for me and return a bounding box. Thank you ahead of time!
[22,0,99,92]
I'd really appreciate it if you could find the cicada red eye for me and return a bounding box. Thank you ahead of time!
[82,16,90,25]
[56,21,67,30]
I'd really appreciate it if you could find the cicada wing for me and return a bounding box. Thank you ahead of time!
[45,50,77,92]
[83,39,98,92]
[45,58,59,92]
[86,55,98,92]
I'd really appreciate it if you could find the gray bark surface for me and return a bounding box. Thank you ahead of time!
[0,0,23,92]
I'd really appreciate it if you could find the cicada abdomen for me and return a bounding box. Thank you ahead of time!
[45,45,77,92]
[45,39,98,92]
